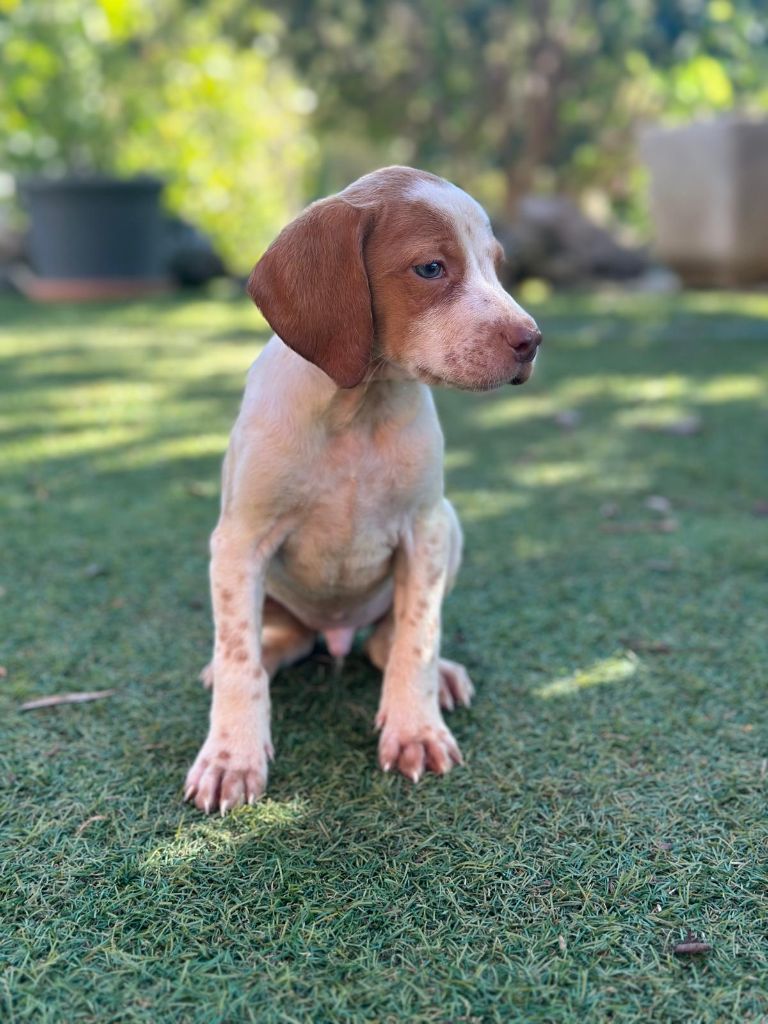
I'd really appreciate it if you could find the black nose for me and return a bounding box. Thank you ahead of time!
[509,325,542,362]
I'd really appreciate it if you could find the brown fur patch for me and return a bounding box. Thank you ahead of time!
[248,199,375,389]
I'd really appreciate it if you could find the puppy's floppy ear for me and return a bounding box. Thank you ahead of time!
[247,197,374,389]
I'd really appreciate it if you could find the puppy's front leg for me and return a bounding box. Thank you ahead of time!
[185,519,282,814]
[376,501,463,782]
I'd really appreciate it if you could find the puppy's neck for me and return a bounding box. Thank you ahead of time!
[322,376,424,435]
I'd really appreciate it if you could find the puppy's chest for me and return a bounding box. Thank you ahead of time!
[277,431,429,590]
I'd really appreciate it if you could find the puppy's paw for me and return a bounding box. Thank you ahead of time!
[438,658,474,711]
[376,709,463,782]
[184,734,272,815]
[199,662,214,689]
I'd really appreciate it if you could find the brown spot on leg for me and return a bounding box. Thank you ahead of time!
[218,750,231,761]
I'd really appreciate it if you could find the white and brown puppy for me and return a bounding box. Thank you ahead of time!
[185,166,541,814]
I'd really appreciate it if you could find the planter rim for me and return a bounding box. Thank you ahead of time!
[19,173,164,194]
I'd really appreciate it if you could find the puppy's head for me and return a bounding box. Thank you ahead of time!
[247,166,541,390]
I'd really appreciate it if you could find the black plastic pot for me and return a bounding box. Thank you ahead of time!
[20,175,166,299]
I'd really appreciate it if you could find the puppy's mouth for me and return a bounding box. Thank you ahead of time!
[509,355,537,386]
[412,356,536,392]
[415,367,507,392]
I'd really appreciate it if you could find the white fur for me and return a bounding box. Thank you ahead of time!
[184,170,540,813]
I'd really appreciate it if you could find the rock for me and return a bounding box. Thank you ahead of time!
[496,194,648,286]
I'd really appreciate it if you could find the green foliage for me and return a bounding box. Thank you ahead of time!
[2,292,768,1020]
[1,0,767,258]
[268,0,768,218]
[0,0,315,269]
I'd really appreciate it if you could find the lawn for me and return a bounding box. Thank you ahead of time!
[1,289,767,1023]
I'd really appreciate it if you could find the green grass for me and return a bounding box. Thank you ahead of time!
[1,289,767,1023]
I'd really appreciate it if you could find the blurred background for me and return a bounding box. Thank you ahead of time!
[1,0,767,298]
[3,8,768,1017]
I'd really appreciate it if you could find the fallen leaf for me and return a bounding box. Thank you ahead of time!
[558,935,567,953]
[0,666,7,678]
[645,495,672,514]
[76,814,108,836]
[656,517,679,533]
[673,938,712,956]
[554,410,581,430]
[751,501,768,518]
[83,563,109,578]
[20,689,116,711]
[186,480,216,497]
[600,519,678,534]
[638,415,702,436]
[599,502,620,519]
[621,638,673,654]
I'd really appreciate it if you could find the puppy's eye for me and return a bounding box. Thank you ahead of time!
[413,261,445,280]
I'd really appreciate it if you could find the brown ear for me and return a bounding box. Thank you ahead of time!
[246,197,374,389]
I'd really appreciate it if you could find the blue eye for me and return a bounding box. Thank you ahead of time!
[413,261,444,279]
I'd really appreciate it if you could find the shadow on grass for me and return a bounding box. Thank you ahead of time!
[2,292,767,800]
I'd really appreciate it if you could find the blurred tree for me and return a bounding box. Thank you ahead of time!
[263,0,768,221]
[0,0,315,269]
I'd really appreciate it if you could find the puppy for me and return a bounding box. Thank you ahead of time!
[185,166,541,814]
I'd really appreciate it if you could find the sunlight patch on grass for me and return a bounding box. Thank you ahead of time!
[92,433,230,471]
[513,459,597,487]
[3,425,147,466]
[470,395,556,427]
[143,797,311,868]
[697,375,766,404]
[452,487,530,521]
[444,449,474,471]
[614,404,699,430]
[535,652,639,699]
